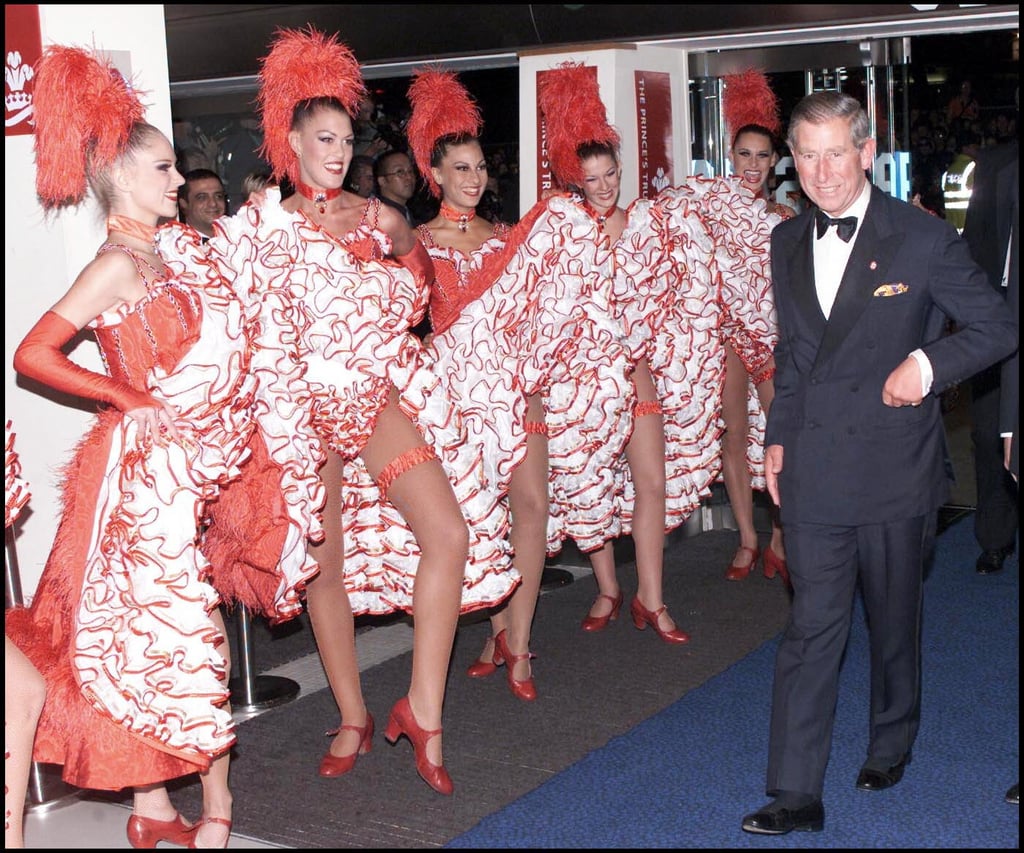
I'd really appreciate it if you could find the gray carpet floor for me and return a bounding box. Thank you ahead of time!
[58,352,983,848]
[166,524,792,848]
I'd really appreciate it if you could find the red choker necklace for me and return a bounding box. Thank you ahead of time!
[106,215,157,246]
[582,200,615,231]
[440,201,476,233]
[295,179,342,215]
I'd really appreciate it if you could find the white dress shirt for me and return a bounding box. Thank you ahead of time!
[812,181,871,319]
[812,181,933,396]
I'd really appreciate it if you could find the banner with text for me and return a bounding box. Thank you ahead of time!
[5,4,41,136]
[634,70,673,199]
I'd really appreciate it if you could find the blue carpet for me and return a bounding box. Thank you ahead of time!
[447,517,1019,848]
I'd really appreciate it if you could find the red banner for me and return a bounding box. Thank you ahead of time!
[536,64,599,198]
[634,70,673,199]
[5,5,41,136]
[535,69,551,198]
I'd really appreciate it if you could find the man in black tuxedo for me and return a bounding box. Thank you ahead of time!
[962,139,1019,574]
[992,142,1019,808]
[741,91,1017,836]
[1002,180,1020,486]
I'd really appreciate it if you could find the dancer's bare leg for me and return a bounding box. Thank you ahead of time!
[586,540,620,620]
[625,360,673,632]
[586,361,668,622]
[722,346,759,566]
[4,637,45,849]
[360,390,467,767]
[132,785,183,827]
[192,607,233,848]
[306,448,367,762]
[498,394,549,680]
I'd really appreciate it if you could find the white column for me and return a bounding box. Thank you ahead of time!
[518,45,690,215]
[5,5,172,596]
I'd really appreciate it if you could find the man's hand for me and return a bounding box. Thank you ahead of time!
[765,444,784,507]
[882,357,925,408]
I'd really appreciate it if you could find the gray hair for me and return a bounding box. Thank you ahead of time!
[786,91,871,151]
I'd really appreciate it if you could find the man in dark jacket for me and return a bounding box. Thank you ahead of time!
[741,91,1017,836]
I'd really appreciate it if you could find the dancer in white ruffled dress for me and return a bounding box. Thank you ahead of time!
[5,423,45,849]
[191,28,517,796]
[538,63,778,644]
[718,69,796,586]
[8,46,261,848]
[405,68,623,701]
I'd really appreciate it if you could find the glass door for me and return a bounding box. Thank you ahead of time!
[688,39,914,213]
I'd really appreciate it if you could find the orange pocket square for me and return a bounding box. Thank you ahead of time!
[873,283,908,297]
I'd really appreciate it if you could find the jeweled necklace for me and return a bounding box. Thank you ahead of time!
[106,215,157,246]
[295,179,342,215]
[440,201,476,233]
[582,199,615,231]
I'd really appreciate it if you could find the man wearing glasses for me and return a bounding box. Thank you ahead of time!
[374,150,418,226]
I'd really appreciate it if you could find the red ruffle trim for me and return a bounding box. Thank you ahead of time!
[430,196,561,335]
[202,430,297,621]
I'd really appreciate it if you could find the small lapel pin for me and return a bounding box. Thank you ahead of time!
[869,260,878,270]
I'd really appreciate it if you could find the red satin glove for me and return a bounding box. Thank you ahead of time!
[395,241,436,290]
[14,310,158,413]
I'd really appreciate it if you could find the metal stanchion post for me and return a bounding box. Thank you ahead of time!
[228,602,300,715]
[5,525,81,812]
[5,525,24,610]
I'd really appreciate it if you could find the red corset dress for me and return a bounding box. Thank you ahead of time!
[5,225,256,789]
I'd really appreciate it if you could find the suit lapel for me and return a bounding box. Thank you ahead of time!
[995,147,1017,258]
[1009,154,1019,298]
[789,213,826,335]
[815,188,905,367]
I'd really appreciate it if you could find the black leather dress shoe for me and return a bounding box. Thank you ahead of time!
[856,753,912,791]
[1006,782,1019,804]
[976,548,1012,574]
[741,799,825,835]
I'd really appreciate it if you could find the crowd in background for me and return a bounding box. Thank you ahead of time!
[908,77,1018,217]
[173,95,520,227]
[171,74,1017,233]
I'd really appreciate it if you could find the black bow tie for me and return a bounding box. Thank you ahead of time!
[814,209,858,242]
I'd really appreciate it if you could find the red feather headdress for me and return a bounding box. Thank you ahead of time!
[257,26,366,186]
[33,46,146,209]
[722,69,781,144]
[536,61,619,189]
[407,67,482,198]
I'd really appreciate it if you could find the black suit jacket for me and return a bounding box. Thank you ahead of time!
[962,141,1018,296]
[1005,267,1020,479]
[999,165,1024,479]
[964,142,1020,480]
[766,185,1017,525]
[376,193,415,227]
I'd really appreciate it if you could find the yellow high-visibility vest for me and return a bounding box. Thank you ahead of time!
[941,154,976,233]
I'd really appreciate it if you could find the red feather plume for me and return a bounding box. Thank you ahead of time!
[33,46,146,209]
[257,26,366,186]
[407,67,482,198]
[537,61,619,188]
[722,69,781,143]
